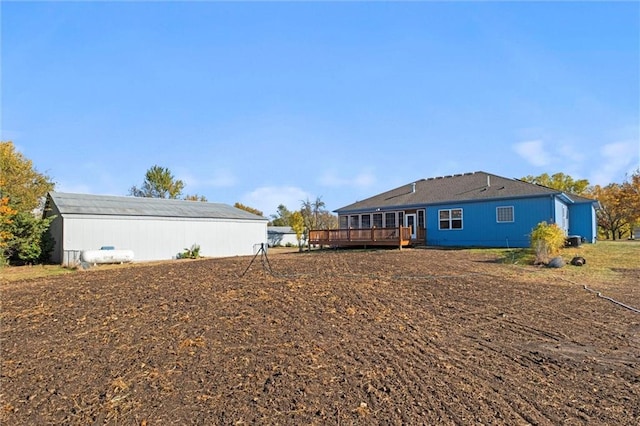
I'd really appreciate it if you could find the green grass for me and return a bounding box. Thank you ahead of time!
[472,240,640,285]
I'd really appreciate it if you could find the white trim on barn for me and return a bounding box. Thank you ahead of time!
[44,192,268,264]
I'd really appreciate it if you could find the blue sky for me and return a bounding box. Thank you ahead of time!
[2,1,639,217]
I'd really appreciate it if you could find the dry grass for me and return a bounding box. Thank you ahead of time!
[1,240,637,285]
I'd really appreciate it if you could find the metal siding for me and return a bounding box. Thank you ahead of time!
[569,203,597,243]
[60,215,266,262]
[44,203,64,263]
[426,197,555,248]
[553,198,570,234]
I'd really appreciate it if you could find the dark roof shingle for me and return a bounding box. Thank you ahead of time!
[336,171,595,212]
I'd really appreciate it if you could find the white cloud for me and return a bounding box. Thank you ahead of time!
[55,181,93,194]
[513,140,551,167]
[589,141,639,185]
[242,186,311,218]
[178,169,237,189]
[318,169,376,188]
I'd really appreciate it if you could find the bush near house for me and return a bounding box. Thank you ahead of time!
[530,221,566,265]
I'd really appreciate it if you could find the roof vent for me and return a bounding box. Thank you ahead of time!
[411,182,416,193]
[487,175,491,187]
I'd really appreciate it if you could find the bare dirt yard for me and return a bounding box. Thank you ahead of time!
[1,248,639,425]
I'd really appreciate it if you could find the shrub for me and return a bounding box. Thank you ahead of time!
[530,221,566,265]
[180,244,201,259]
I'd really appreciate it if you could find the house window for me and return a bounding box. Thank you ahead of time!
[385,212,396,228]
[350,215,360,228]
[398,212,404,227]
[496,206,514,223]
[339,216,348,228]
[373,213,383,228]
[418,210,425,228]
[361,214,371,228]
[439,208,463,230]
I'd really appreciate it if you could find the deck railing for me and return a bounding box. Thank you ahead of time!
[308,227,412,248]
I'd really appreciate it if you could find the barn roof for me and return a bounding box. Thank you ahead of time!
[46,192,268,221]
[335,171,596,213]
[268,226,295,234]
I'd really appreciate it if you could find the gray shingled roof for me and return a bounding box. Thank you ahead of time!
[336,171,596,213]
[47,192,268,221]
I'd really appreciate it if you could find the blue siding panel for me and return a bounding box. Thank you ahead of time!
[569,203,597,243]
[426,196,556,248]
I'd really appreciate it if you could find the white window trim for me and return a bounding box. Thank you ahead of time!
[496,206,514,223]
[438,208,463,230]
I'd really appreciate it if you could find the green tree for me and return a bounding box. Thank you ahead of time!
[233,202,263,217]
[289,210,305,251]
[520,172,589,195]
[129,165,184,199]
[0,141,56,265]
[184,194,208,202]
[6,212,55,264]
[270,204,292,226]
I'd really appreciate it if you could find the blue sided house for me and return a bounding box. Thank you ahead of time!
[334,171,599,248]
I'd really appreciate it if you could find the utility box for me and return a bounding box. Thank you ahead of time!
[566,235,582,247]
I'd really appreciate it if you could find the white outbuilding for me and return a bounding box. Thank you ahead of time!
[44,192,268,265]
[267,226,302,247]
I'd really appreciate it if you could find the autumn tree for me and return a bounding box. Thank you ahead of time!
[586,170,640,240]
[300,196,337,230]
[301,196,324,230]
[289,210,305,251]
[233,202,263,217]
[316,210,339,229]
[0,197,17,265]
[130,165,185,199]
[620,169,640,238]
[1,141,54,212]
[590,183,628,239]
[0,141,56,264]
[520,172,589,195]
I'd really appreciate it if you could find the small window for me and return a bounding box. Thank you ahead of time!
[350,215,360,228]
[418,210,425,228]
[385,212,396,228]
[439,208,463,230]
[361,214,371,228]
[496,206,514,223]
[373,213,383,228]
[339,216,348,228]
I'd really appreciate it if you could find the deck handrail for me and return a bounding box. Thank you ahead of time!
[308,226,412,248]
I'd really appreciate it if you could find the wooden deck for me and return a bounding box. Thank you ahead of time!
[308,227,413,248]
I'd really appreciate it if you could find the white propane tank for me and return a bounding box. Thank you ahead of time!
[81,249,134,264]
